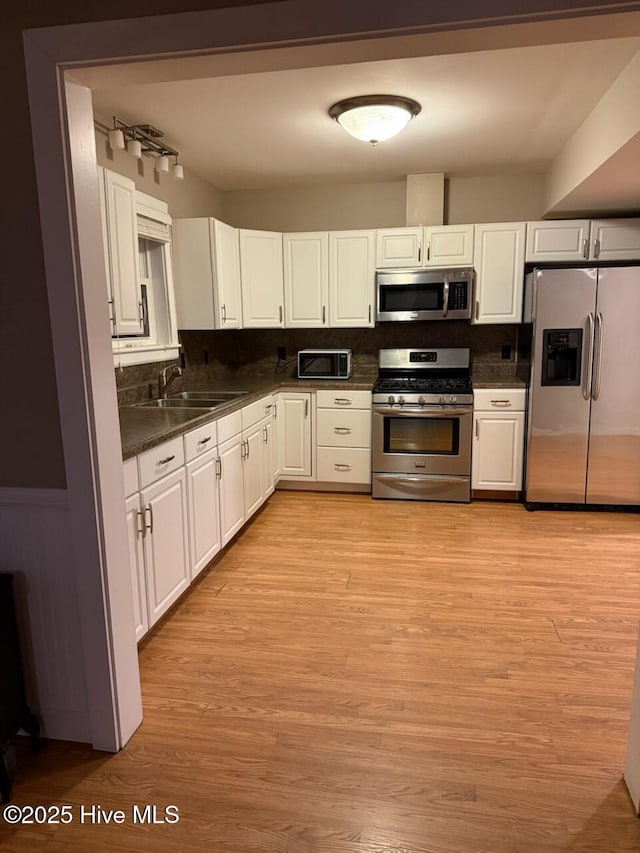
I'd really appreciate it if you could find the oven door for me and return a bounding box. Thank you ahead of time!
[372,406,472,476]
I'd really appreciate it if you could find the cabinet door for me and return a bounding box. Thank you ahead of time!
[142,469,190,628]
[212,219,243,328]
[283,232,328,327]
[472,411,525,491]
[186,450,221,579]
[272,394,281,483]
[376,228,423,268]
[218,434,245,546]
[125,493,148,642]
[104,170,143,335]
[262,418,276,498]
[239,229,284,328]
[590,219,640,261]
[172,219,216,329]
[473,222,525,324]
[424,224,474,267]
[242,423,265,518]
[278,393,312,478]
[525,220,590,263]
[329,230,375,328]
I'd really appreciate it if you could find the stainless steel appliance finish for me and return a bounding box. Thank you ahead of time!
[376,268,474,322]
[297,348,351,380]
[525,267,640,507]
[372,348,473,502]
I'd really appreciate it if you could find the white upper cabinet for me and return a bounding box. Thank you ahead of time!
[239,229,284,328]
[376,227,423,268]
[590,219,640,261]
[172,217,242,330]
[283,232,329,328]
[103,169,144,336]
[473,222,526,325]
[329,230,375,328]
[423,224,474,267]
[525,220,590,263]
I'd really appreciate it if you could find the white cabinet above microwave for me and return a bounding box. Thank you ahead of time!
[375,225,474,269]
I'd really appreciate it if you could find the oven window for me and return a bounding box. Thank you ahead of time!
[379,283,443,313]
[384,416,460,455]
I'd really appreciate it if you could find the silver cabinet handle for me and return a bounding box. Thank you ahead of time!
[221,303,227,323]
[442,279,450,318]
[265,403,273,412]
[490,400,512,407]
[334,427,352,434]
[334,398,352,405]
[158,454,175,465]
[304,398,309,418]
[322,305,326,324]
[593,238,601,259]
[197,436,212,446]
[136,509,145,538]
[279,305,283,323]
[334,463,351,471]
[417,244,421,263]
[593,312,604,401]
[145,505,153,535]
[475,419,479,438]
[138,300,144,323]
[368,304,372,324]
[273,401,278,420]
[475,300,479,321]
[263,426,268,444]
[583,313,595,401]
[215,457,222,478]
[426,242,431,262]
[582,237,589,259]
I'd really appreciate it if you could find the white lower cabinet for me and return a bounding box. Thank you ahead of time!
[125,492,148,643]
[315,391,372,486]
[186,449,221,579]
[242,421,266,517]
[263,417,276,497]
[472,389,526,492]
[141,468,191,628]
[278,392,313,478]
[218,432,245,546]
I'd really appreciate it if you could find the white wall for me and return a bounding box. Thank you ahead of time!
[95,121,224,219]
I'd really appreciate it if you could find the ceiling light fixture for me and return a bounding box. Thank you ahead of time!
[105,116,183,179]
[329,95,421,145]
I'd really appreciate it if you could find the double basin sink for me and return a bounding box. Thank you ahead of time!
[136,390,249,410]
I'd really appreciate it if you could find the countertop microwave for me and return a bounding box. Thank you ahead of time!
[376,268,474,322]
[297,349,352,380]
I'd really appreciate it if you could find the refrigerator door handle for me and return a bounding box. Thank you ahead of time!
[583,312,595,401]
[592,312,604,401]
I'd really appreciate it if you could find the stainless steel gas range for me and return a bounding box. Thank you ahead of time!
[372,348,473,502]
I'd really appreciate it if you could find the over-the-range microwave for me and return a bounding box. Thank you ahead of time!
[376,267,474,322]
[297,349,352,380]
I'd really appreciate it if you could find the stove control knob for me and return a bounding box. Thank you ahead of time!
[398,396,405,406]
[439,395,446,404]
[450,395,457,404]
[418,396,426,406]
[387,395,395,406]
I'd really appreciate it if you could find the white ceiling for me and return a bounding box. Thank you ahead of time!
[92,38,640,192]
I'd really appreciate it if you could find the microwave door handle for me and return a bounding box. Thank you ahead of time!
[443,279,450,317]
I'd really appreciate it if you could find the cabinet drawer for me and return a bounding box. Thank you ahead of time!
[241,395,274,431]
[317,409,371,448]
[474,388,526,411]
[317,447,371,484]
[138,436,185,489]
[217,410,242,444]
[184,420,218,462]
[316,389,372,410]
[123,457,139,497]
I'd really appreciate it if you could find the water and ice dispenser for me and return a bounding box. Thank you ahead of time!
[541,329,583,386]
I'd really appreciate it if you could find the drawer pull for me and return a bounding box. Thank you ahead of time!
[197,436,212,446]
[490,400,512,407]
[334,427,352,434]
[334,463,352,471]
[334,398,352,405]
[158,454,176,465]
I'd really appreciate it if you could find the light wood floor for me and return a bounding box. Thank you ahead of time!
[3,494,640,852]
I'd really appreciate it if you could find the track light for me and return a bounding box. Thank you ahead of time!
[105,117,183,179]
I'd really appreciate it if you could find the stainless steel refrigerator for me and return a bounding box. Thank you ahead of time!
[524,266,640,506]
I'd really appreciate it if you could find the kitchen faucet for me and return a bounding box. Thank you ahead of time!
[158,364,183,398]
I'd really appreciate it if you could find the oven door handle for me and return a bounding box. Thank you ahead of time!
[374,406,471,418]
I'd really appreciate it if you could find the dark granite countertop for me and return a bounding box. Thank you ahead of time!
[120,374,376,460]
[471,366,527,389]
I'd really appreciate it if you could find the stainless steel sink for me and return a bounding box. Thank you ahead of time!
[168,391,249,401]
[137,398,223,409]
